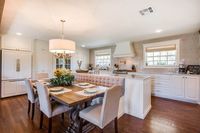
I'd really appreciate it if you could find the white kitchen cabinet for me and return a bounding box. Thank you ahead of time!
[1,81,17,97]
[1,80,27,98]
[170,76,185,98]
[17,81,27,94]
[2,50,32,79]
[124,77,151,119]
[154,75,199,103]
[1,50,31,98]
[2,50,18,79]
[129,72,200,104]
[185,76,199,101]
[19,52,32,78]
[152,75,171,96]
[1,35,33,51]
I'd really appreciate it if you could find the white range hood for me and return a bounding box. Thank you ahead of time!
[113,41,135,58]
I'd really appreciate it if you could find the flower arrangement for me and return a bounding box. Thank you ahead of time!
[50,68,74,86]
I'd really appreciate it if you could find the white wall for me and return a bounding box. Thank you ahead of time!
[33,39,90,76]
[71,46,89,71]
[32,39,54,79]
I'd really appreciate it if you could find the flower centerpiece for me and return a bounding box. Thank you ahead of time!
[50,68,74,86]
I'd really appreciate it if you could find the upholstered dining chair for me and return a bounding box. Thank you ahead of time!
[36,72,49,80]
[24,79,38,120]
[79,86,122,133]
[35,82,71,133]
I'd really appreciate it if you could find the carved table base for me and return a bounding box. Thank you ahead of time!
[66,102,95,133]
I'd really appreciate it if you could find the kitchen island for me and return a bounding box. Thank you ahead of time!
[74,73,152,119]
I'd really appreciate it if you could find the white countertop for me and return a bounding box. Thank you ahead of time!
[84,73,151,80]
[128,72,200,77]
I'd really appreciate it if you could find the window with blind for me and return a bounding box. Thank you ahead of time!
[95,49,111,70]
[143,40,180,67]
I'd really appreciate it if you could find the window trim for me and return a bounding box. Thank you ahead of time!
[143,39,180,68]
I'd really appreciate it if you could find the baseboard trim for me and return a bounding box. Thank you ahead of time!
[118,111,125,118]
[142,105,152,119]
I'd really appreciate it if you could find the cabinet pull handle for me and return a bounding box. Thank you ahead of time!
[16,59,20,72]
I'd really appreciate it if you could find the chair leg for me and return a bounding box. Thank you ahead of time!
[31,103,35,120]
[61,113,64,120]
[114,117,118,133]
[100,128,103,133]
[28,100,31,115]
[48,118,52,133]
[39,111,43,129]
[79,118,83,133]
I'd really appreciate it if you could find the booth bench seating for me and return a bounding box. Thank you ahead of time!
[74,73,125,117]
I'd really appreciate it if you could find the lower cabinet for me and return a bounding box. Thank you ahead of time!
[184,76,199,101]
[1,80,27,98]
[152,75,200,103]
[170,76,185,98]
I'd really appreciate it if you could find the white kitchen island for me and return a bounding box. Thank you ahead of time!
[124,75,152,119]
[74,73,152,119]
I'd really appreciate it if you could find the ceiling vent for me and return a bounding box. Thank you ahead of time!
[139,7,154,16]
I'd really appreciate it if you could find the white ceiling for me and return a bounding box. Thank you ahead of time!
[1,0,200,48]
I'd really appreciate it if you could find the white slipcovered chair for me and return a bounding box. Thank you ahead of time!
[36,82,71,133]
[24,79,38,120]
[79,86,122,133]
[36,72,49,80]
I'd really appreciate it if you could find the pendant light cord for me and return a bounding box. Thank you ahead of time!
[61,20,65,39]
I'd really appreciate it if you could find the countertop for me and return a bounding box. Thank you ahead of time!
[78,73,151,80]
[128,72,200,77]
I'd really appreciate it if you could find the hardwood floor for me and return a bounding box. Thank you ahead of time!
[0,96,200,133]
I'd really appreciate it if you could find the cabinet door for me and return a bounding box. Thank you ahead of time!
[170,76,184,98]
[1,81,17,97]
[17,81,27,94]
[19,51,32,78]
[2,50,18,79]
[185,77,199,101]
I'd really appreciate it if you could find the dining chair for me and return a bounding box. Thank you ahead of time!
[35,82,71,133]
[36,72,49,80]
[79,86,122,133]
[24,79,38,120]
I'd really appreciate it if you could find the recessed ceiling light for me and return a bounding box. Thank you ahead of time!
[155,29,163,33]
[81,45,86,47]
[16,32,22,36]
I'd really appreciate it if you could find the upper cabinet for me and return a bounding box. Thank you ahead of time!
[2,50,32,79]
[1,35,33,51]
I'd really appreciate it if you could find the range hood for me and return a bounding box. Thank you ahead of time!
[113,41,135,57]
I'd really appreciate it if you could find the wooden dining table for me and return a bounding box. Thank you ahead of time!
[34,82,106,133]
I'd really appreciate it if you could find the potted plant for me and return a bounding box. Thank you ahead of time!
[50,68,74,86]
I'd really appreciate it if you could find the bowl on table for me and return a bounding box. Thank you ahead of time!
[84,88,97,94]
[78,82,90,86]
[49,87,64,92]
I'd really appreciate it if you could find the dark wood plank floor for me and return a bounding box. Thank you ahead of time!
[0,95,200,133]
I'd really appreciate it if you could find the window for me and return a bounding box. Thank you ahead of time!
[95,49,111,70]
[56,58,71,69]
[143,40,180,68]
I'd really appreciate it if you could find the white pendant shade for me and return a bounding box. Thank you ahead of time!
[49,39,76,54]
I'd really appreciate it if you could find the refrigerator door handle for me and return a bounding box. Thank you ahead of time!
[16,59,20,72]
